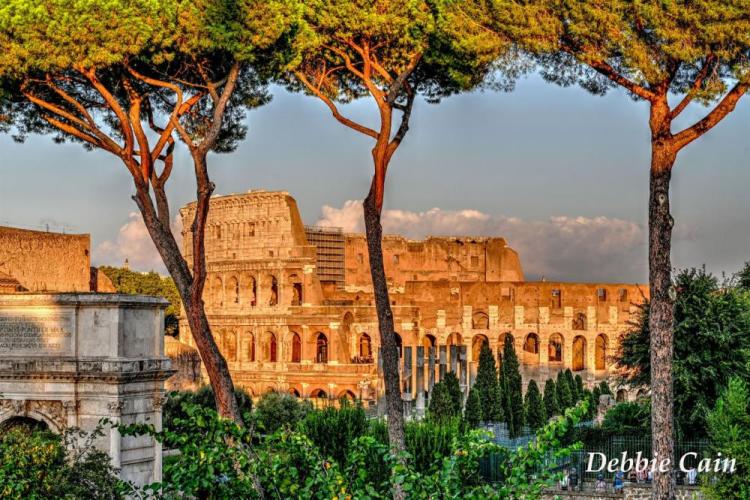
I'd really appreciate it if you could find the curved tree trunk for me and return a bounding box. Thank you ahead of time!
[134,182,242,424]
[363,185,406,455]
[649,142,677,500]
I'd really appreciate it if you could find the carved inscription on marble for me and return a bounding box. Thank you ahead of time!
[0,309,74,355]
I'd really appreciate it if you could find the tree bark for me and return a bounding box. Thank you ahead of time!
[134,180,242,424]
[363,184,406,455]
[648,140,677,500]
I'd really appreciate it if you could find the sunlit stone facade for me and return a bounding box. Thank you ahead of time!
[179,190,647,407]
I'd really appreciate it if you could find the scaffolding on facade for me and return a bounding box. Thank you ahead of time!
[304,225,345,288]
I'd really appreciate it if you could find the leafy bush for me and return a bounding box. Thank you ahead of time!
[704,377,750,499]
[254,391,310,434]
[0,425,126,499]
[164,386,254,428]
[299,400,368,465]
[428,380,457,423]
[601,401,651,433]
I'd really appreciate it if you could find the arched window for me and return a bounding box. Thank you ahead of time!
[595,334,608,370]
[269,275,279,306]
[289,274,303,306]
[472,335,489,360]
[359,333,372,358]
[224,331,237,362]
[572,336,586,372]
[548,333,563,363]
[262,332,277,362]
[289,388,301,397]
[316,333,328,363]
[616,389,627,403]
[228,276,239,304]
[472,312,489,330]
[523,333,540,365]
[423,334,436,348]
[247,276,257,307]
[246,332,256,362]
[446,332,463,346]
[212,276,223,308]
[291,333,301,363]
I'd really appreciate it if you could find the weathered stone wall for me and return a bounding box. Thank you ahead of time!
[178,190,648,402]
[0,226,91,292]
[344,234,524,290]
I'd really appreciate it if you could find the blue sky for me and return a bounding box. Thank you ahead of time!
[1,74,748,282]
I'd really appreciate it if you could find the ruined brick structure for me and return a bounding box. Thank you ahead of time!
[179,190,648,407]
[0,226,114,293]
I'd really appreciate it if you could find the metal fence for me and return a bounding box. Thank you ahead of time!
[479,434,710,486]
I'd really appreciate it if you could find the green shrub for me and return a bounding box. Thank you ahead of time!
[299,400,368,465]
[164,386,254,428]
[0,425,125,499]
[601,401,651,433]
[465,387,482,427]
[428,381,457,423]
[254,391,310,434]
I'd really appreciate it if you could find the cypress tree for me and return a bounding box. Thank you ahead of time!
[575,374,585,399]
[565,369,578,402]
[524,379,547,431]
[501,335,525,437]
[428,381,455,423]
[491,380,505,422]
[556,371,573,409]
[543,378,560,417]
[443,371,463,415]
[475,343,501,421]
[464,387,482,428]
[598,380,612,396]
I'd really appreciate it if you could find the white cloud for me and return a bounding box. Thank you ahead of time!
[93,212,182,273]
[316,201,648,282]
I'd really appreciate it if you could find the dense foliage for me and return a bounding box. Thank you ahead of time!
[254,391,311,434]
[120,399,589,499]
[524,379,547,431]
[100,266,181,335]
[0,425,125,499]
[601,402,651,435]
[704,378,750,499]
[543,378,559,418]
[164,386,254,428]
[617,267,750,438]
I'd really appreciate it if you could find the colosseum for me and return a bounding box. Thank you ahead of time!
[178,190,648,410]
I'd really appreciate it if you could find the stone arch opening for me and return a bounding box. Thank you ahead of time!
[262,331,277,362]
[572,335,586,372]
[548,333,563,363]
[212,276,223,308]
[471,334,489,360]
[423,334,436,348]
[358,333,372,359]
[472,311,489,330]
[446,332,463,346]
[616,389,627,403]
[291,332,302,363]
[316,333,328,363]
[523,333,540,365]
[289,273,303,306]
[289,388,301,398]
[224,330,237,362]
[246,275,257,307]
[595,334,608,370]
[338,390,357,401]
[228,276,239,304]
[0,415,49,433]
[246,332,256,362]
[268,275,278,306]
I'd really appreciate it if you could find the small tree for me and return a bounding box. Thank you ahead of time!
[564,369,578,402]
[286,0,503,456]
[524,379,547,431]
[738,262,750,291]
[428,381,456,423]
[474,2,750,495]
[443,371,463,416]
[574,375,585,399]
[501,335,524,437]
[0,0,294,422]
[464,387,482,428]
[543,378,559,418]
[475,342,502,421]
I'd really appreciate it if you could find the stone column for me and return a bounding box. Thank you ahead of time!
[63,400,77,428]
[152,396,166,483]
[458,345,467,398]
[438,345,447,381]
[428,346,436,395]
[539,335,550,381]
[108,401,124,469]
[449,345,458,374]
[403,346,413,397]
[416,346,425,415]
